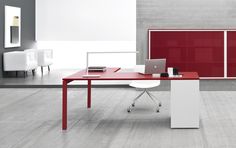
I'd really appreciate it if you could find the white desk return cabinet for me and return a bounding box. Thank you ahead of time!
[171,80,200,128]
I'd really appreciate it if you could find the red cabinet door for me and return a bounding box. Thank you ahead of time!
[227,31,236,77]
[150,31,188,72]
[186,31,224,77]
[149,30,224,77]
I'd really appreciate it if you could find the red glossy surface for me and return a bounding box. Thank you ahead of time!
[62,80,67,130]
[149,30,224,77]
[64,68,121,80]
[227,31,236,77]
[150,31,187,73]
[63,68,199,80]
[87,80,91,108]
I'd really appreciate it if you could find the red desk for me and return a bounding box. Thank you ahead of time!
[62,68,200,130]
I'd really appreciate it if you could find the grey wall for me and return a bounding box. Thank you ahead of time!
[0,0,35,77]
[137,0,236,64]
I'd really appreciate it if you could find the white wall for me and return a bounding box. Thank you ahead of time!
[36,0,136,41]
[36,0,136,69]
[37,41,136,69]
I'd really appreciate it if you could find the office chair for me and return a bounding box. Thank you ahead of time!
[127,65,162,113]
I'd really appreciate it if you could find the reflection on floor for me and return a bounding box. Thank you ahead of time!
[0,69,78,87]
[1,69,236,91]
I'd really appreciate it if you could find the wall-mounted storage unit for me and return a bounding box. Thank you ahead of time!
[227,31,236,77]
[149,30,236,78]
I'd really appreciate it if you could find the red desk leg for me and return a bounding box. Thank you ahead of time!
[62,80,67,130]
[87,80,91,108]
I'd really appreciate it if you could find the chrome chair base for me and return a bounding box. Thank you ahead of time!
[127,89,161,113]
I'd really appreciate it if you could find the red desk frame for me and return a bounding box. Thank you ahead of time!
[62,68,199,130]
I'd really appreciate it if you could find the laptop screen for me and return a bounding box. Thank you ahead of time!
[145,59,166,74]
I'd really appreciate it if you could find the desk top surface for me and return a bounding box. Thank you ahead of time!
[63,68,199,81]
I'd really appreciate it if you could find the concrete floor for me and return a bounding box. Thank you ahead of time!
[0,88,236,148]
[0,69,78,87]
[1,69,236,91]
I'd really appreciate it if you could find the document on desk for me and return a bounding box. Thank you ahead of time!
[116,68,133,73]
[152,74,183,78]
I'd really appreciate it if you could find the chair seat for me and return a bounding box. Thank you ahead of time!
[129,80,160,89]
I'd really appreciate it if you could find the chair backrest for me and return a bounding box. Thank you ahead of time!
[133,65,145,73]
[130,65,161,88]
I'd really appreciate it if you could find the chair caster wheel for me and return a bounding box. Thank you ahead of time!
[159,103,162,107]
[132,103,135,107]
[127,107,132,113]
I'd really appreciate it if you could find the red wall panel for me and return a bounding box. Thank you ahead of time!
[186,31,224,77]
[227,31,236,77]
[150,31,187,72]
[150,30,224,77]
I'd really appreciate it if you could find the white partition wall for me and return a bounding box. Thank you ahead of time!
[36,0,136,69]
[36,41,136,69]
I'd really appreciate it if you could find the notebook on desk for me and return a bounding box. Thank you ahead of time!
[88,66,106,72]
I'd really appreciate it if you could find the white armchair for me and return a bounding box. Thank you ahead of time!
[3,50,38,77]
[37,49,53,74]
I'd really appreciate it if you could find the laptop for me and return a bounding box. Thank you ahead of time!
[139,59,166,74]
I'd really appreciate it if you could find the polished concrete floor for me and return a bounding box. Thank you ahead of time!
[0,69,78,87]
[0,88,236,148]
[1,69,236,91]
